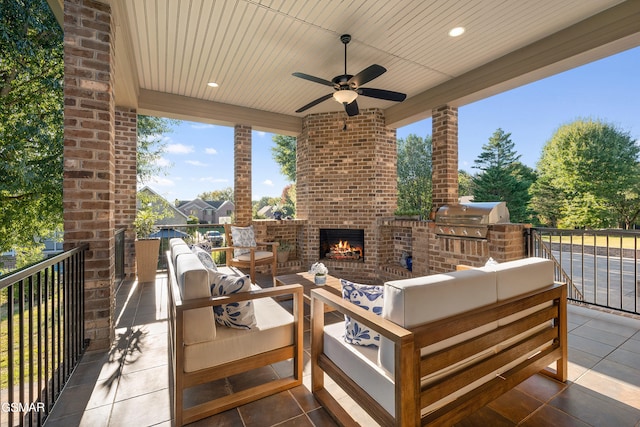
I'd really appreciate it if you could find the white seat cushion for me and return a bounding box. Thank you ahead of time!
[323,322,395,416]
[233,250,273,262]
[183,294,294,372]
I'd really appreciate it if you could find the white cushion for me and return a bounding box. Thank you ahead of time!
[233,250,273,262]
[183,295,294,372]
[379,268,498,376]
[323,322,395,416]
[230,225,256,257]
[341,280,384,347]
[210,271,256,329]
[480,257,555,326]
[176,253,216,343]
[171,240,192,265]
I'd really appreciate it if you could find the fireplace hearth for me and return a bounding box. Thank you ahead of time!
[319,229,364,262]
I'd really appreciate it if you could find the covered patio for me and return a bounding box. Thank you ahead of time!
[45,274,640,426]
[41,0,640,425]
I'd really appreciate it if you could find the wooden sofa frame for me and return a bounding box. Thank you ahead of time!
[167,251,304,425]
[311,282,567,427]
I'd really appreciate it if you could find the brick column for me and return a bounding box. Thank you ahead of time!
[234,124,252,225]
[63,0,115,350]
[115,108,137,279]
[431,105,459,209]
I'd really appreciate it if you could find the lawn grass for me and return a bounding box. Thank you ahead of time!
[0,291,63,390]
[542,234,639,250]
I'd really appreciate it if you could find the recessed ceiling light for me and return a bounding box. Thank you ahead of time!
[207,82,219,88]
[449,27,465,37]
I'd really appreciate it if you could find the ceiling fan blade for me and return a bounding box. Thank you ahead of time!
[345,99,359,116]
[358,87,407,102]
[348,64,386,88]
[295,93,333,113]
[292,72,336,87]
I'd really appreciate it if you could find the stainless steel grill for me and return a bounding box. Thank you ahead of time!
[435,202,510,238]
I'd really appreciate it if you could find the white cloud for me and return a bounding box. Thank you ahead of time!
[154,157,172,167]
[255,131,267,137]
[147,176,175,187]
[205,148,218,155]
[186,160,208,167]
[166,143,194,154]
[191,123,216,130]
[263,179,274,186]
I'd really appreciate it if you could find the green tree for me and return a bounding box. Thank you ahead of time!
[253,196,279,218]
[271,135,297,182]
[137,115,178,184]
[472,129,535,223]
[198,187,234,202]
[458,170,474,197]
[530,119,640,229]
[397,134,432,217]
[278,184,296,218]
[0,0,63,253]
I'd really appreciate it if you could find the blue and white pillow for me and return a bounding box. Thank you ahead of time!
[192,245,217,271]
[230,225,257,258]
[341,279,383,347]
[210,271,256,329]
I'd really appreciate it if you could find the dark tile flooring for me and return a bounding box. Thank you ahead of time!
[45,272,640,426]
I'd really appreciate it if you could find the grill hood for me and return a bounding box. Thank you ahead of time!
[435,202,510,238]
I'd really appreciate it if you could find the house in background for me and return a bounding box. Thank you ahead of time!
[138,186,189,226]
[176,199,234,224]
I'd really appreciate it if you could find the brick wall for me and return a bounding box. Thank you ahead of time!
[63,0,115,350]
[114,107,137,279]
[234,125,252,226]
[297,109,397,284]
[432,105,458,208]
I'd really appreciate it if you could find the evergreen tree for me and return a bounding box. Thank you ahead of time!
[472,129,535,223]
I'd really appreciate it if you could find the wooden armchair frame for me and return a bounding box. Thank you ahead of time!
[167,251,304,426]
[224,224,278,285]
[311,282,567,426]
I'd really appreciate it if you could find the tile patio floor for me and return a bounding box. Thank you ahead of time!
[45,272,640,426]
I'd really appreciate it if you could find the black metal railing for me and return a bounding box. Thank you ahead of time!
[0,244,89,427]
[527,228,639,315]
[114,228,125,288]
[153,224,227,270]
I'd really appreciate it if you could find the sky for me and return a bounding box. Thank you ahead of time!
[145,46,640,202]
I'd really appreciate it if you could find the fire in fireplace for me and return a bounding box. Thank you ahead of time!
[319,229,364,262]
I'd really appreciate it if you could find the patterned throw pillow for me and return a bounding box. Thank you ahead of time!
[341,279,384,347]
[210,271,256,329]
[191,245,217,271]
[230,225,257,258]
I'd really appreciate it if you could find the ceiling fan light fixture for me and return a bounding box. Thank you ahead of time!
[333,89,358,105]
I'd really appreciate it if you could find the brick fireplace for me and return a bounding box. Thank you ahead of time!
[296,109,397,284]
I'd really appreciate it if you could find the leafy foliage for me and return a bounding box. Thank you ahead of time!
[0,0,63,253]
[397,134,432,218]
[137,115,178,184]
[472,129,535,223]
[458,170,474,197]
[198,187,234,203]
[271,135,297,182]
[530,119,640,228]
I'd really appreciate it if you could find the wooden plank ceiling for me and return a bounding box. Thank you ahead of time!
[104,0,640,133]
